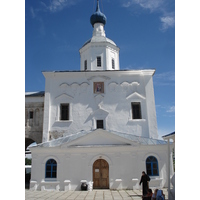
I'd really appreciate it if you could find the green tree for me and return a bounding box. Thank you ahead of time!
[25,158,32,165]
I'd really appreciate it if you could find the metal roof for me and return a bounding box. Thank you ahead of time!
[34,130,167,148]
[162,131,175,139]
[110,130,167,145]
[36,130,89,147]
[90,0,107,27]
[42,69,156,74]
[25,91,45,97]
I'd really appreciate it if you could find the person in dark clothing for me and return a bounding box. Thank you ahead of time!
[143,188,153,200]
[139,171,151,196]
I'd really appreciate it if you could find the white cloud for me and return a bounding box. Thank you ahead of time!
[122,1,133,8]
[121,0,175,31]
[40,0,79,13]
[160,15,175,31]
[50,0,77,12]
[28,0,80,20]
[154,71,175,86]
[137,0,164,12]
[167,106,175,113]
[156,104,175,115]
[122,0,164,12]
[154,71,175,81]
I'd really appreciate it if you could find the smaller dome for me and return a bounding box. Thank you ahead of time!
[90,0,107,27]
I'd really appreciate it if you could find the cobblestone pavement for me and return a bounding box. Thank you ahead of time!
[25,188,168,200]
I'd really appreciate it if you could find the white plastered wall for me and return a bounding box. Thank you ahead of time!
[30,144,173,191]
[42,70,157,142]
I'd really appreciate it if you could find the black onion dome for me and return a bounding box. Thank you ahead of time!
[90,0,107,27]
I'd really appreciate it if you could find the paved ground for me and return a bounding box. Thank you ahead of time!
[25,188,168,200]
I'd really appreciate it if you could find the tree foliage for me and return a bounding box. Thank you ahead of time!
[25,158,32,165]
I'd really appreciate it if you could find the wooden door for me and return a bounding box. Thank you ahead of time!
[93,159,109,189]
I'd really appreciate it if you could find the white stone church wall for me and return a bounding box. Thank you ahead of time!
[80,45,119,71]
[42,71,157,142]
[30,144,173,191]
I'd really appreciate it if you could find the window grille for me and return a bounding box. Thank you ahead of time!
[146,156,159,176]
[60,104,69,120]
[29,111,33,119]
[84,60,87,70]
[132,102,142,119]
[112,59,115,69]
[97,56,101,67]
[45,159,57,178]
[97,120,104,129]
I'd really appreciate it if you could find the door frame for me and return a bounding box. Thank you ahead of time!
[93,159,109,189]
[89,155,113,189]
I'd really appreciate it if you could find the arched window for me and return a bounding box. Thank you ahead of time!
[146,156,159,176]
[45,159,57,178]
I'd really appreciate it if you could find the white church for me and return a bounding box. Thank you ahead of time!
[29,0,174,191]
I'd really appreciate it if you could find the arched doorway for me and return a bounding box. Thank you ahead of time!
[25,138,36,151]
[93,159,109,189]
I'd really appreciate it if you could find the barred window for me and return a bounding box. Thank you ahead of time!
[45,159,57,178]
[146,156,159,176]
[60,104,69,120]
[132,102,142,119]
[29,111,33,119]
[96,120,104,129]
[97,56,101,67]
[112,59,115,69]
[84,60,87,70]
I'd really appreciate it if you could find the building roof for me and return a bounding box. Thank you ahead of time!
[25,91,45,97]
[33,129,167,148]
[111,130,167,145]
[162,131,175,139]
[81,37,117,49]
[42,69,156,75]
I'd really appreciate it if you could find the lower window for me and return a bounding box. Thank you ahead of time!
[45,159,57,178]
[146,156,159,176]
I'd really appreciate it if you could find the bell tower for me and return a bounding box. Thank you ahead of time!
[79,0,120,71]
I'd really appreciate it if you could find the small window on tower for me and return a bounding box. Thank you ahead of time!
[132,102,142,119]
[60,104,69,120]
[112,59,115,69]
[97,56,101,67]
[84,60,87,71]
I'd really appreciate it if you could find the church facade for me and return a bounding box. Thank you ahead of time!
[29,0,174,191]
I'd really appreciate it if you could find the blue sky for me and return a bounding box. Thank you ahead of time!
[25,0,175,138]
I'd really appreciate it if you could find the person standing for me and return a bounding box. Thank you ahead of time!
[139,171,151,196]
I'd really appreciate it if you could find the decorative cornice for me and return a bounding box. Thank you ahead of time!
[60,82,90,87]
[126,92,145,100]
[55,93,74,100]
[90,107,109,117]
[120,81,139,86]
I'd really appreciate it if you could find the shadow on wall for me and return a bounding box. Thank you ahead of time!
[110,180,122,190]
